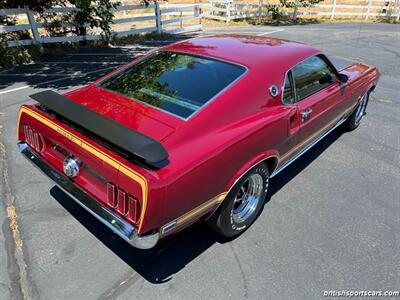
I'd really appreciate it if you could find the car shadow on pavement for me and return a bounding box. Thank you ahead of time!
[267,128,344,200]
[49,127,344,284]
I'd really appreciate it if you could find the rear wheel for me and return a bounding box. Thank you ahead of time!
[207,163,269,237]
[343,91,370,131]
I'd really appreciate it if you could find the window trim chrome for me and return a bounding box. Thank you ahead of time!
[281,69,296,105]
[281,53,341,105]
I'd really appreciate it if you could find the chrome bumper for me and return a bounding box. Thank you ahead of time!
[18,142,159,249]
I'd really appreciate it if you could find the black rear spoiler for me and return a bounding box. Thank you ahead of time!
[29,90,169,164]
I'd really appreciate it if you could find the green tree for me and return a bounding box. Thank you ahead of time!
[1,0,118,42]
[267,0,323,21]
[281,0,322,20]
[68,0,118,40]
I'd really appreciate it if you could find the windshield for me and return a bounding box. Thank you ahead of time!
[98,51,246,119]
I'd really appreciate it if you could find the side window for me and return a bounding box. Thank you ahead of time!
[282,71,295,104]
[292,55,337,101]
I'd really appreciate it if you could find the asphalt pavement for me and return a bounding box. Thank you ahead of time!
[0,23,399,300]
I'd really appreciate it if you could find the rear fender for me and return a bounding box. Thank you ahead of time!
[224,150,279,194]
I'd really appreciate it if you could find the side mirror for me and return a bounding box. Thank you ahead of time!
[319,73,333,85]
[337,73,349,83]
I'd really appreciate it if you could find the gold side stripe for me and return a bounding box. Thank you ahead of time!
[176,192,228,227]
[18,106,149,232]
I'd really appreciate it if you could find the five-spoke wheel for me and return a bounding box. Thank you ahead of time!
[232,174,264,224]
[207,163,269,237]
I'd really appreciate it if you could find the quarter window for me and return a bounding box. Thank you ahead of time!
[282,71,295,104]
[292,55,337,101]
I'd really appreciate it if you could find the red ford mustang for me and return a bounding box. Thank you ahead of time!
[17,35,380,249]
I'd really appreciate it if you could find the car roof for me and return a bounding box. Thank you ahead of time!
[163,35,320,72]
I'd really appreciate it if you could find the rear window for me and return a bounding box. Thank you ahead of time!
[98,51,246,119]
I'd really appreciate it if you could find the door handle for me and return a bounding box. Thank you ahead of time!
[301,108,313,122]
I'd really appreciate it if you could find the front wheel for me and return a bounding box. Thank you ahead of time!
[343,91,370,131]
[207,163,269,237]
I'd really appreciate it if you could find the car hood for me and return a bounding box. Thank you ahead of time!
[64,85,177,142]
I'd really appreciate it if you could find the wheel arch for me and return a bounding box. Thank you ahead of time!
[206,151,278,222]
[224,150,279,195]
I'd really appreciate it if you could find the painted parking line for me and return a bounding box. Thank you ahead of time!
[201,29,285,36]
[257,29,285,36]
[66,53,138,56]
[39,61,125,65]
[0,66,115,96]
[0,73,75,77]
[202,31,265,35]
[203,31,259,34]
[0,71,112,77]
[0,85,38,95]
[328,54,362,63]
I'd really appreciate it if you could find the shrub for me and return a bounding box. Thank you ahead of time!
[265,0,324,21]
[0,43,42,68]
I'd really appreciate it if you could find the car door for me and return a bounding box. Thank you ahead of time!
[292,55,345,152]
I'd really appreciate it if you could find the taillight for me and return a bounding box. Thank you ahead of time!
[107,183,117,208]
[128,195,141,224]
[107,183,140,224]
[23,125,45,152]
[117,189,128,215]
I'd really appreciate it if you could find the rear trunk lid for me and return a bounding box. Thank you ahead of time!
[64,84,179,141]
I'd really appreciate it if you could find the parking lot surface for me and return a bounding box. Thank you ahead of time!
[0,23,399,300]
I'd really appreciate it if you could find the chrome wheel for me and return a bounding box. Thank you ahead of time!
[207,163,269,237]
[355,93,368,125]
[232,174,264,223]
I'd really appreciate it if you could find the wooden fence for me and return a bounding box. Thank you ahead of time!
[0,3,202,47]
[205,0,400,22]
[2,1,399,47]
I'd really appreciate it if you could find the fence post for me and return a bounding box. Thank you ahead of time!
[121,0,127,17]
[365,0,372,20]
[155,2,162,33]
[258,0,262,19]
[293,0,299,20]
[165,1,170,20]
[194,4,199,17]
[331,0,336,20]
[396,0,400,22]
[26,7,41,44]
[194,5,202,25]
[226,0,231,23]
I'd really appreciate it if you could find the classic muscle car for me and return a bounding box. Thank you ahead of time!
[17,35,380,249]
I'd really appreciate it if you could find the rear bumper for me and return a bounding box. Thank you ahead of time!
[18,142,159,249]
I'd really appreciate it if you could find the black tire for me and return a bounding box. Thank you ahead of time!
[343,91,370,131]
[207,163,269,237]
